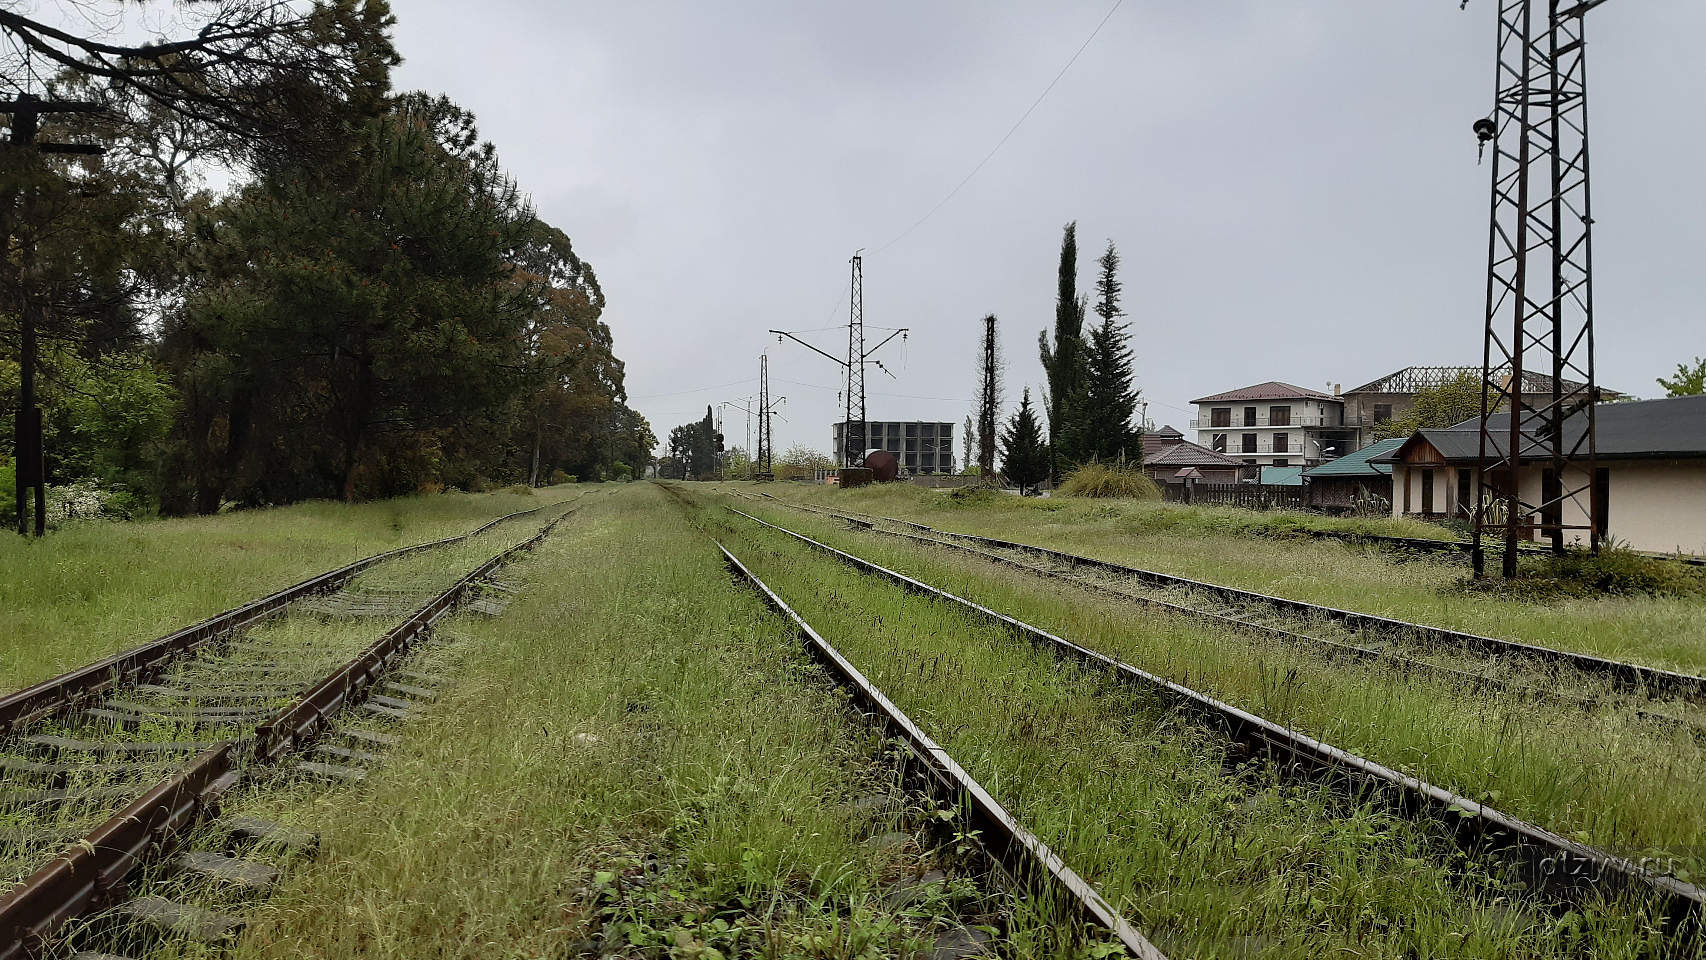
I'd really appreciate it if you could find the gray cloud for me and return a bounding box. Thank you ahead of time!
[393,0,1706,455]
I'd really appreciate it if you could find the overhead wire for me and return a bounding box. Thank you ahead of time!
[865,0,1126,258]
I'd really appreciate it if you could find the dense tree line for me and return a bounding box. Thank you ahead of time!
[2,2,649,525]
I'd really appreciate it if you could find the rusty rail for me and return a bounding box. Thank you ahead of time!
[252,506,569,762]
[718,543,1164,960]
[0,505,573,958]
[0,746,234,960]
[0,505,549,735]
[726,508,1706,932]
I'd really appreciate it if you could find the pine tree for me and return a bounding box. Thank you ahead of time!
[1038,222,1087,481]
[1000,388,1050,496]
[1072,241,1141,463]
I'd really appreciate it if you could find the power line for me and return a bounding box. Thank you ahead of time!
[867,0,1126,257]
[629,376,757,400]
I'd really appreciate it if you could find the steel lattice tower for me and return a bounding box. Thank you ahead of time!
[1472,0,1605,578]
[844,253,866,466]
[757,354,774,479]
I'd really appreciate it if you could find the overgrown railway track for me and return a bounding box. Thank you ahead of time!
[718,502,1705,939]
[654,483,1161,956]
[752,493,1706,706]
[0,500,578,957]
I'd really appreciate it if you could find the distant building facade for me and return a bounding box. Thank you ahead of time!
[1191,381,1350,468]
[1141,427,1244,485]
[833,420,954,475]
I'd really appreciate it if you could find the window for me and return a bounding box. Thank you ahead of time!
[1273,432,1288,453]
[1272,458,1290,467]
[1269,405,1291,426]
[1243,406,1258,427]
[1211,408,1231,428]
[1212,433,1227,453]
[1241,433,1258,453]
[1373,403,1392,424]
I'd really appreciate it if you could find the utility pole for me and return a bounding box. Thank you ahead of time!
[757,354,774,480]
[977,314,1000,478]
[771,252,907,468]
[1,94,105,536]
[1468,0,1610,577]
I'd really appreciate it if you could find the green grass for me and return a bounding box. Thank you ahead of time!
[701,500,1682,958]
[1055,462,1162,500]
[0,487,584,693]
[734,481,1706,675]
[706,499,1706,886]
[147,486,1064,960]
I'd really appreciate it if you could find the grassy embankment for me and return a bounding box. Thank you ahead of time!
[714,496,1706,873]
[0,486,583,693]
[739,482,1706,674]
[163,485,1076,960]
[697,499,1683,958]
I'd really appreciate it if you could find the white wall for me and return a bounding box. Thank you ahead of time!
[1393,459,1706,556]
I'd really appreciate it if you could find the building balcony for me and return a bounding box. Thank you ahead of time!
[1192,416,1342,429]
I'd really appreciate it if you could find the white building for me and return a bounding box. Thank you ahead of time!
[1191,381,1347,469]
[1377,394,1706,557]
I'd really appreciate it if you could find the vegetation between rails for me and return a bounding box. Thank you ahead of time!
[697,498,1682,958]
[714,497,1706,882]
[0,486,582,693]
[739,481,1706,674]
[169,487,1066,960]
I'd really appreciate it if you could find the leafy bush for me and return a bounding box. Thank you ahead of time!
[503,483,535,496]
[1057,461,1162,500]
[0,459,14,525]
[548,468,572,485]
[44,480,135,525]
[1455,546,1706,600]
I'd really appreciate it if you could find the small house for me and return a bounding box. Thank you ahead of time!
[1302,437,1403,513]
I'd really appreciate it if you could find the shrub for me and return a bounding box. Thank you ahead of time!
[1454,545,1706,600]
[0,459,13,525]
[42,480,133,525]
[548,468,571,485]
[503,483,535,496]
[1057,462,1162,500]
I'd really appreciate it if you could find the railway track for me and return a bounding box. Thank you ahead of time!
[719,542,1163,959]
[0,500,577,958]
[719,504,1706,937]
[749,493,1706,706]
[652,482,1160,955]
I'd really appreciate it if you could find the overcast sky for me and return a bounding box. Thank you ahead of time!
[390,1,1706,457]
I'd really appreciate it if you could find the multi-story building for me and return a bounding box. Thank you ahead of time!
[832,420,954,475]
[1191,381,1349,468]
[1340,365,1625,450]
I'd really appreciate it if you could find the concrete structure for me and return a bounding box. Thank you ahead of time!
[1340,365,1625,450]
[1376,395,1706,556]
[1303,437,1403,513]
[1191,382,1348,468]
[832,420,954,475]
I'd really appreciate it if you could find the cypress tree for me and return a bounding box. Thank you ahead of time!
[977,314,1001,479]
[1000,388,1050,496]
[1073,241,1141,463]
[1038,221,1087,482]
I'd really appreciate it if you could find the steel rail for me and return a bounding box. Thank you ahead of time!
[252,505,570,761]
[0,746,234,960]
[725,507,1706,931]
[756,500,1706,701]
[0,505,574,958]
[718,543,1164,960]
[0,504,552,735]
[762,504,1704,737]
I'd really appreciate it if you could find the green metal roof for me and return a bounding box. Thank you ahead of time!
[1303,438,1405,478]
[1260,466,1304,486]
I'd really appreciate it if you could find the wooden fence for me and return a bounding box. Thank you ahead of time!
[1164,482,1307,511]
